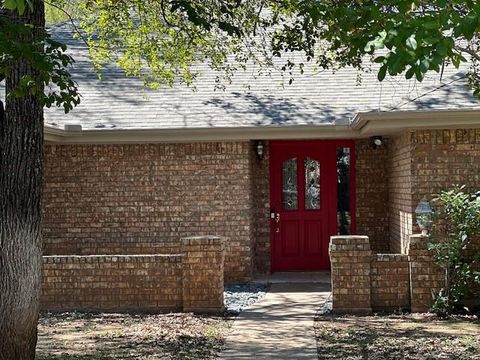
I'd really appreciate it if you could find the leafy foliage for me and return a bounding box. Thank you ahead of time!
[428,186,480,315]
[3,0,480,111]
[1,4,80,112]
[77,0,268,89]
[268,1,480,96]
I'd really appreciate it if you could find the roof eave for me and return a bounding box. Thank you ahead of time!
[352,109,480,135]
[44,108,480,144]
[44,123,358,144]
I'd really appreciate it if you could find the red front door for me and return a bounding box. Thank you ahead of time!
[269,140,354,271]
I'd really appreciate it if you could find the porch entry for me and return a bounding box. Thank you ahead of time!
[269,140,355,271]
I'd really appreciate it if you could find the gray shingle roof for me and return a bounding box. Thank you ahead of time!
[5,23,480,131]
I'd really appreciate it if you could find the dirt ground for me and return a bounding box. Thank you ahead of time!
[315,312,480,360]
[36,310,480,359]
[35,312,231,360]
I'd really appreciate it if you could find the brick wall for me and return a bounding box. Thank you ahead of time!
[371,254,410,310]
[329,235,372,313]
[330,235,441,313]
[387,132,414,254]
[407,234,444,312]
[387,128,480,254]
[251,142,270,274]
[41,236,225,313]
[41,254,184,312]
[411,129,480,206]
[43,143,253,282]
[182,236,225,313]
[355,140,389,252]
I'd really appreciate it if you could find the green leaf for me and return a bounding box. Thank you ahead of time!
[406,35,417,50]
[405,66,415,79]
[415,69,424,81]
[3,0,17,10]
[16,0,26,15]
[378,64,387,81]
[419,58,430,73]
[436,43,448,56]
[424,20,439,30]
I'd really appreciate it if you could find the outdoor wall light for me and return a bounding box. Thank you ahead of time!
[369,135,384,149]
[415,198,433,235]
[255,140,265,160]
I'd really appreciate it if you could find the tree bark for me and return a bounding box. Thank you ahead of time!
[0,1,45,358]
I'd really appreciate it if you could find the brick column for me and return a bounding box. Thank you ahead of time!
[407,234,444,312]
[329,235,372,313]
[181,236,225,313]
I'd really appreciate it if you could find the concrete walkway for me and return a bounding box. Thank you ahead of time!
[221,273,331,359]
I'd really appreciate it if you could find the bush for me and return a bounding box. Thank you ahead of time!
[428,186,480,315]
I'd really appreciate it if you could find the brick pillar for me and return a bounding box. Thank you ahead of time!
[407,234,444,312]
[329,235,372,313]
[181,236,225,313]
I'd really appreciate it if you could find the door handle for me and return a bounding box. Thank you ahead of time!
[270,211,280,233]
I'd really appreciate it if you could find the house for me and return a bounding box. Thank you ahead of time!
[25,24,480,312]
[41,24,480,278]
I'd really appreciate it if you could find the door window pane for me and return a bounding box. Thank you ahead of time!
[305,157,320,209]
[337,147,351,235]
[282,158,298,210]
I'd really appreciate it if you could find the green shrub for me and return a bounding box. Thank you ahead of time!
[428,186,480,315]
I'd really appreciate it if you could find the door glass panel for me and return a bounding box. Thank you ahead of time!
[305,157,320,209]
[282,158,298,210]
[337,147,351,235]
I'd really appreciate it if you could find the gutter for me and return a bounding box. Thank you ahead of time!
[44,123,358,144]
[352,109,480,135]
[44,108,480,144]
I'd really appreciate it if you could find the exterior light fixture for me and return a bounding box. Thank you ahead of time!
[369,136,384,149]
[415,197,433,235]
[255,140,265,160]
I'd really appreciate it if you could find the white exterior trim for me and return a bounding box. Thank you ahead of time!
[44,108,480,144]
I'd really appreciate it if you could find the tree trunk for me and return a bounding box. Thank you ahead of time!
[0,1,45,358]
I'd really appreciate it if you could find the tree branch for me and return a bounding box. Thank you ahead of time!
[42,0,89,46]
[455,45,480,62]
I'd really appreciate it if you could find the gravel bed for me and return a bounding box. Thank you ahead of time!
[224,283,269,315]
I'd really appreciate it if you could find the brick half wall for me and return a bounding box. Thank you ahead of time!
[41,236,225,313]
[330,234,442,313]
[41,254,183,312]
[371,254,410,310]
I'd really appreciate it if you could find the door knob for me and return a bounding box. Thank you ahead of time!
[270,211,280,233]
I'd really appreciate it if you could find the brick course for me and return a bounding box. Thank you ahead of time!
[251,142,270,274]
[41,254,183,312]
[387,132,414,254]
[329,235,372,313]
[41,236,226,313]
[43,143,253,282]
[371,254,410,310]
[182,236,225,313]
[387,128,480,253]
[355,140,389,252]
[407,234,444,312]
[411,129,480,206]
[43,130,480,281]
[330,234,444,313]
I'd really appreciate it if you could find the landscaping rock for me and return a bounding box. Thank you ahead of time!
[224,283,269,315]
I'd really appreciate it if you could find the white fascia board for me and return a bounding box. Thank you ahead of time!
[43,124,361,144]
[352,109,480,135]
[44,108,480,144]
